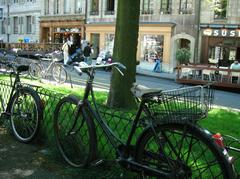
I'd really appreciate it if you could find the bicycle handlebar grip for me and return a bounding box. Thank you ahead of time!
[74,66,83,76]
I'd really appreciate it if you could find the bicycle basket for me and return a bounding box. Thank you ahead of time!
[145,85,214,123]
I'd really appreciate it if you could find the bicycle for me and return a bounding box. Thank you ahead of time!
[0,61,43,143]
[28,52,67,84]
[53,62,234,178]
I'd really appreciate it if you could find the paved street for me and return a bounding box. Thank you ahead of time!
[67,69,240,110]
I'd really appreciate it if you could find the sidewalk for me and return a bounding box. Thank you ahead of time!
[136,61,176,80]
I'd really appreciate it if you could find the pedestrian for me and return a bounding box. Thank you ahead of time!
[153,54,162,72]
[62,39,71,65]
[230,60,240,70]
[83,42,92,65]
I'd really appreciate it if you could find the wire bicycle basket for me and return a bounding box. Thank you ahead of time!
[145,85,214,123]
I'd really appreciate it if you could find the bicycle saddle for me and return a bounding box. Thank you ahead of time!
[131,83,162,98]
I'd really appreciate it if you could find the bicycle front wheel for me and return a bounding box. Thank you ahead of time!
[9,87,43,143]
[29,62,42,79]
[135,123,234,178]
[54,95,97,167]
[52,63,67,84]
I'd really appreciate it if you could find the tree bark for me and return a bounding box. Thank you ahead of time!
[107,0,140,109]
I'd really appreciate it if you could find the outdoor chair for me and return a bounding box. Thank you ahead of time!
[218,67,230,83]
[202,69,215,81]
[180,68,192,79]
[230,71,240,84]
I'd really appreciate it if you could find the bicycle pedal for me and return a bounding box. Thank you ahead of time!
[90,159,104,167]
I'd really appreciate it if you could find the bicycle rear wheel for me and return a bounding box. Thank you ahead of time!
[54,95,97,167]
[52,63,67,84]
[9,87,43,143]
[135,123,234,178]
[29,62,42,79]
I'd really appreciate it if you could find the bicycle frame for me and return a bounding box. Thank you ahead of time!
[77,68,149,155]
[0,70,21,116]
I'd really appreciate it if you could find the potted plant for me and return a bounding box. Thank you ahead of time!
[176,48,191,65]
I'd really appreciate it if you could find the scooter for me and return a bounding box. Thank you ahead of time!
[96,50,112,71]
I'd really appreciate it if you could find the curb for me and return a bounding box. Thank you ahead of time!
[136,70,176,81]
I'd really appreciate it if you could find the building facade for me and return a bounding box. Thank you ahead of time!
[0,0,42,43]
[199,0,240,67]
[39,0,86,47]
[85,0,200,72]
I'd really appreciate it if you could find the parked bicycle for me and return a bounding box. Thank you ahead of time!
[53,62,234,178]
[0,61,43,143]
[28,51,67,84]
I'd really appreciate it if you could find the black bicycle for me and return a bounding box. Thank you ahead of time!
[0,61,43,143]
[53,62,234,178]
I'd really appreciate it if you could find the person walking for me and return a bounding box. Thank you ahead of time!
[62,39,71,65]
[83,42,92,65]
[153,54,162,72]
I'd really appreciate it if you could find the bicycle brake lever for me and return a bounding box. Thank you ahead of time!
[74,66,83,76]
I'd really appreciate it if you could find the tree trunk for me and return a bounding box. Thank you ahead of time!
[107,0,140,109]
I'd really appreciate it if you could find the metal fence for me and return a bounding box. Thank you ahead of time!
[0,78,142,177]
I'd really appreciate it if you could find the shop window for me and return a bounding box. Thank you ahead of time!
[214,0,227,19]
[26,16,32,34]
[141,34,164,62]
[90,0,99,15]
[54,0,60,14]
[105,34,115,54]
[13,17,18,34]
[142,0,154,15]
[75,0,82,13]
[179,0,193,14]
[105,0,115,15]
[160,0,172,14]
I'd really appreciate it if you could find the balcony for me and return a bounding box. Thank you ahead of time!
[141,9,154,15]
[104,10,115,15]
[90,11,99,16]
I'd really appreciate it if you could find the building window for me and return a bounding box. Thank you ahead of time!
[142,0,154,15]
[105,34,115,54]
[140,34,164,62]
[75,0,82,13]
[54,0,60,14]
[13,17,18,34]
[19,16,23,34]
[1,20,6,34]
[45,0,50,14]
[214,0,227,19]
[64,0,70,14]
[90,0,99,15]
[14,0,18,3]
[105,0,115,15]
[26,16,32,34]
[179,0,193,14]
[160,0,172,14]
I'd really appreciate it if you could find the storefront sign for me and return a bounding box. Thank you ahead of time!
[203,29,240,37]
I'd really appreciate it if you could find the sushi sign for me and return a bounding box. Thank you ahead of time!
[203,29,240,37]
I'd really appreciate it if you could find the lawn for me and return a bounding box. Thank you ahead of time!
[0,74,240,177]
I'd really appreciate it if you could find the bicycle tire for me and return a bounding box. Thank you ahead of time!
[9,87,43,143]
[54,95,97,167]
[135,123,235,178]
[52,63,67,84]
[29,62,42,79]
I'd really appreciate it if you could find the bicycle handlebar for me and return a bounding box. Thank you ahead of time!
[74,62,126,76]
